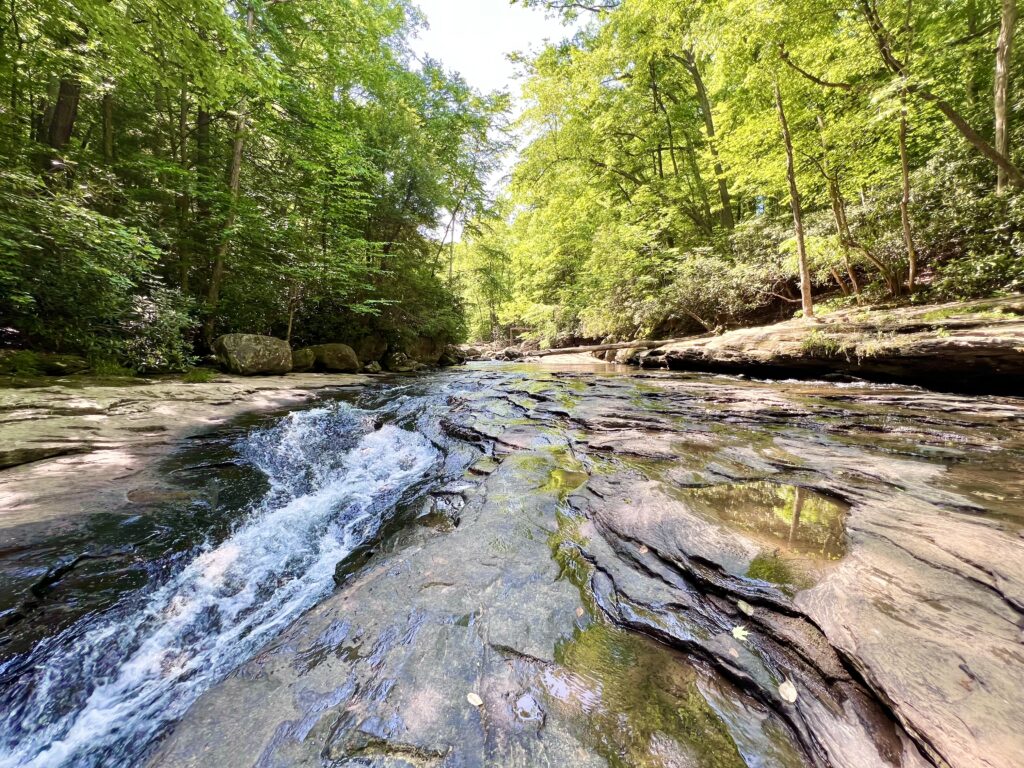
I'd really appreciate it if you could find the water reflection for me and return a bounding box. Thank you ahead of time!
[545,622,804,768]
[675,483,848,562]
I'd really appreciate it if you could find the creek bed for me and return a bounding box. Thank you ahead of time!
[1,363,1021,768]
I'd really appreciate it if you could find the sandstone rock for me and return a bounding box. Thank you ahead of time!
[404,336,446,364]
[212,334,292,376]
[614,347,645,364]
[383,351,421,372]
[646,296,1024,392]
[310,344,360,373]
[291,348,315,372]
[438,344,465,367]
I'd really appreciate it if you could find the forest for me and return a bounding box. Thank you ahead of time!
[2,3,1024,767]
[457,0,1024,345]
[0,0,504,372]
[1,0,1022,368]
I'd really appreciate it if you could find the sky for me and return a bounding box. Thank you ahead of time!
[409,0,570,99]
[408,1,575,232]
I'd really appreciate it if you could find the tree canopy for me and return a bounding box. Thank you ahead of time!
[0,0,506,369]
[456,0,1024,345]
[2,0,1021,363]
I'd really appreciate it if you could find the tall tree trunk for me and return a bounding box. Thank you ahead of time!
[682,51,735,229]
[899,96,918,292]
[649,62,678,176]
[996,0,1018,195]
[102,92,114,162]
[46,78,79,151]
[8,0,22,144]
[966,0,980,105]
[203,5,254,347]
[176,86,191,293]
[35,78,58,145]
[774,81,814,319]
[816,117,864,301]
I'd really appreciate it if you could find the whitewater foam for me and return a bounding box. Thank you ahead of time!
[0,403,439,768]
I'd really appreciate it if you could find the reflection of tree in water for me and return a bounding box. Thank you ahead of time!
[549,622,753,768]
[681,483,848,560]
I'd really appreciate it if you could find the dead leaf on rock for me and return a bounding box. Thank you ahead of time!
[728,647,739,659]
[638,544,649,555]
[731,625,750,642]
[467,692,483,707]
[737,599,754,616]
[779,680,798,703]
[575,607,585,618]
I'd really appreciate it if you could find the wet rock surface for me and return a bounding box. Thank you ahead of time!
[0,372,370,547]
[134,367,1024,768]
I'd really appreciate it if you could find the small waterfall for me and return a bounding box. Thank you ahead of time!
[0,402,439,768]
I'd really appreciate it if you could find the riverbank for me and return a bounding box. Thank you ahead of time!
[641,296,1024,391]
[0,373,370,546]
[483,296,1024,393]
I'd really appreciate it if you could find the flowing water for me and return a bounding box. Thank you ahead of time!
[1,364,1021,768]
[0,393,450,767]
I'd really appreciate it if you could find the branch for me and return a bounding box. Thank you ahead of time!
[779,44,853,90]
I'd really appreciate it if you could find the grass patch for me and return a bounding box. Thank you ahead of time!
[88,357,136,377]
[920,305,1011,323]
[182,367,219,383]
[0,350,44,376]
[799,330,848,358]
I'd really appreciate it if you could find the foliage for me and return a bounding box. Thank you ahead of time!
[0,0,505,367]
[182,367,219,383]
[458,0,1024,344]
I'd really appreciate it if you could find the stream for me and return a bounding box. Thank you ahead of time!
[1,363,1022,768]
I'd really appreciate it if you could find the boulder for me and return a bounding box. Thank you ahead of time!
[438,344,466,367]
[364,361,382,374]
[291,348,316,372]
[212,334,292,376]
[404,336,446,364]
[352,335,387,364]
[310,344,361,373]
[383,351,422,372]
[458,345,482,360]
[497,346,522,361]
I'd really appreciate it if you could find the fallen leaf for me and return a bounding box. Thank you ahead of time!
[737,600,754,616]
[638,544,649,555]
[467,692,483,707]
[575,607,585,618]
[728,647,739,659]
[778,680,798,703]
[731,625,750,642]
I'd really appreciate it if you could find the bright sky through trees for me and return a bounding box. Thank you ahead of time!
[411,0,565,97]
[411,0,573,195]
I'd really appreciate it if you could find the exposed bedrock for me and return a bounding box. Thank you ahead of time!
[149,371,1024,768]
[640,296,1024,393]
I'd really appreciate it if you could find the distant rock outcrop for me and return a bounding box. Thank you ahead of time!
[642,296,1024,392]
[309,344,360,373]
[212,334,292,376]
